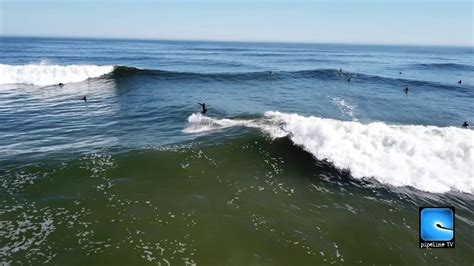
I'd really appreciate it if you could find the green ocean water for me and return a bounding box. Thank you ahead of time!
[2,132,473,265]
[1,38,474,265]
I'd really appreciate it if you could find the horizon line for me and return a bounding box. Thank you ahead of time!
[1,34,473,48]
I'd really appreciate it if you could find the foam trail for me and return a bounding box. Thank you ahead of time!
[0,64,114,86]
[183,113,259,133]
[183,113,288,137]
[264,111,474,194]
[332,97,358,121]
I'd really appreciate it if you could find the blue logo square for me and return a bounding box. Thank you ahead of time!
[420,207,454,241]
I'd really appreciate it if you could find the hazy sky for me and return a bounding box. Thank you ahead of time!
[1,0,472,46]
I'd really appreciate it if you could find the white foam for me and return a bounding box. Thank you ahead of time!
[332,97,358,121]
[264,111,474,194]
[184,112,474,194]
[0,64,114,86]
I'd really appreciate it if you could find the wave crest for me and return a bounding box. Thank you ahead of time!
[0,64,115,86]
[414,63,474,71]
[110,67,471,93]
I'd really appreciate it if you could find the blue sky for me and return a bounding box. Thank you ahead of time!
[1,0,472,46]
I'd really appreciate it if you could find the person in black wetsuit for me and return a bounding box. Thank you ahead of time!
[458,80,462,84]
[462,121,469,128]
[404,86,409,94]
[198,103,208,114]
[82,96,87,102]
[58,83,64,87]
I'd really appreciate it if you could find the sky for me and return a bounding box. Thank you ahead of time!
[0,0,472,46]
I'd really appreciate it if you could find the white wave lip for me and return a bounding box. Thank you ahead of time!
[264,111,474,194]
[0,64,115,86]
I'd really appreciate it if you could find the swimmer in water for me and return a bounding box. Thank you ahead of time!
[462,121,469,128]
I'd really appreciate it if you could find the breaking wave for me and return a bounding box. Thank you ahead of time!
[0,64,115,86]
[184,111,474,194]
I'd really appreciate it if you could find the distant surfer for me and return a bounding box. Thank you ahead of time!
[399,71,402,75]
[269,70,273,75]
[82,96,87,102]
[347,77,351,83]
[58,83,64,87]
[198,103,208,114]
[458,80,462,84]
[404,86,409,94]
[462,121,469,128]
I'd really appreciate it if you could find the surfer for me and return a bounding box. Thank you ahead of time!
[82,96,87,102]
[458,80,462,84]
[58,83,64,87]
[347,77,351,83]
[462,121,469,128]
[404,86,409,94]
[399,71,402,75]
[198,103,208,114]
[269,70,273,75]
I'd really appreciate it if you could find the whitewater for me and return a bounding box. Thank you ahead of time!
[0,64,114,86]
[185,111,474,194]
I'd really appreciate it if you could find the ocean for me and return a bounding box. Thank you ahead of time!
[0,37,473,265]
